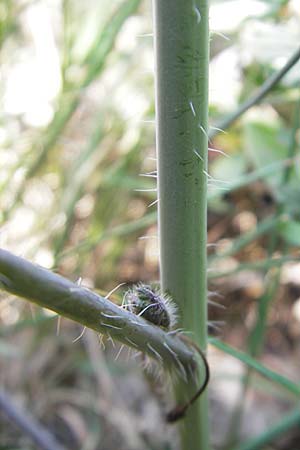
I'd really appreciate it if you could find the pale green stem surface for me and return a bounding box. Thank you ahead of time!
[153,1,210,449]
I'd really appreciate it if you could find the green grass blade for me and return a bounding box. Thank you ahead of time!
[209,338,300,396]
[208,214,284,262]
[208,254,300,279]
[208,157,297,201]
[82,0,142,87]
[3,0,142,220]
[232,407,300,450]
[209,45,300,139]
[56,211,157,262]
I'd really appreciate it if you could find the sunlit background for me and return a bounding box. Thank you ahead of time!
[1,1,300,449]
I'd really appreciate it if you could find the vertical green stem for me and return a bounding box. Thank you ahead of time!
[153,1,209,449]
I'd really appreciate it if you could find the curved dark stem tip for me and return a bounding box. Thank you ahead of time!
[166,336,210,423]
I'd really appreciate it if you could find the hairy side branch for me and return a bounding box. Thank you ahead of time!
[0,249,196,375]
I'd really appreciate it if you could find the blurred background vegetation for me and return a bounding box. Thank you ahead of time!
[1,0,300,449]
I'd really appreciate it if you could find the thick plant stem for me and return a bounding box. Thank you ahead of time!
[0,249,197,374]
[153,1,209,449]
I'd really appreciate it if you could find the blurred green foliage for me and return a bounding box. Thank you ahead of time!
[1,1,300,449]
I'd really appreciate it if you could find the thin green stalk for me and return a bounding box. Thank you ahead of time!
[53,111,106,257]
[2,0,141,222]
[232,408,300,450]
[208,214,284,263]
[0,249,196,373]
[153,1,210,449]
[224,90,300,448]
[208,156,298,201]
[0,313,54,337]
[209,45,300,139]
[210,339,300,397]
[56,211,157,262]
[0,391,66,450]
[208,254,300,279]
[248,89,300,356]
